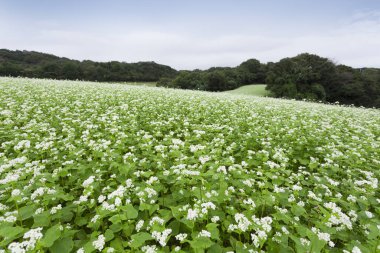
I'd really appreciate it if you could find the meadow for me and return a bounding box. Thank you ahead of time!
[0,77,379,253]
[223,85,269,97]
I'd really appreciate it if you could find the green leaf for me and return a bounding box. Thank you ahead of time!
[50,237,74,253]
[308,234,325,253]
[60,208,74,222]
[205,223,220,240]
[171,206,182,220]
[123,204,138,219]
[109,214,122,224]
[109,223,123,233]
[130,232,152,248]
[40,224,61,247]
[189,237,213,250]
[110,237,124,251]
[0,226,25,241]
[291,205,306,216]
[168,220,181,235]
[18,205,36,220]
[207,243,223,253]
[235,241,250,253]
[83,240,95,253]
[367,223,380,240]
[105,229,114,242]
[33,213,50,227]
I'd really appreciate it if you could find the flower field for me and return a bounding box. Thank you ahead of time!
[0,77,379,253]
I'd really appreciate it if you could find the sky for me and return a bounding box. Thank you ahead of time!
[1,0,380,70]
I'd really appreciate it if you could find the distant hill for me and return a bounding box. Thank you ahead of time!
[1,49,379,107]
[224,84,269,97]
[0,49,177,82]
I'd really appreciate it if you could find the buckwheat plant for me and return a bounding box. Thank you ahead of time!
[0,77,379,252]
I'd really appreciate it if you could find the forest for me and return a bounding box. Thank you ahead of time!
[0,49,177,82]
[1,49,379,107]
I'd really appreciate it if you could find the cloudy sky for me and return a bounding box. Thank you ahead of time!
[1,0,380,70]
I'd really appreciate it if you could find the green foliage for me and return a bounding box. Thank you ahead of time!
[237,58,266,84]
[49,237,74,253]
[1,49,378,107]
[0,49,177,82]
[0,76,379,252]
[206,71,228,91]
[40,225,61,247]
[265,53,380,107]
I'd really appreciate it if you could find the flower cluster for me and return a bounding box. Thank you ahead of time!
[0,77,379,252]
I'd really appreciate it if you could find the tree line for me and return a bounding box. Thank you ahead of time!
[0,49,177,82]
[158,54,380,108]
[1,49,379,107]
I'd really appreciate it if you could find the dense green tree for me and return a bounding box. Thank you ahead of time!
[265,54,379,107]
[170,71,205,90]
[237,59,266,84]
[0,62,22,76]
[0,49,177,82]
[205,71,228,91]
[1,49,379,107]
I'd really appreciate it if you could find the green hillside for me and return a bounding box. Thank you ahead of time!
[224,84,269,96]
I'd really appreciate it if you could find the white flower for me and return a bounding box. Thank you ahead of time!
[77,248,84,253]
[14,140,31,150]
[211,216,220,223]
[257,230,267,240]
[281,226,289,235]
[141,245,157,253]
[8,227,43,252]
[352,246,362,253]
[23,227,43,241]
[297,201,305,207]
[199,156,210,164]
[11,189,21,197]
[0,203,8,211]
[198,230,211,238]
[217,166,227,174]
[365,211,373,218]
[50,204,62,214]
[317,232,330,242]
[82,176,95,188]
[152,229,172,246]
[149,216,165,226]
[251,233,259,247]
[114,197,122,206]
[234,213,251,232]
[91,215,100,223]
[300,238,310,246]
[108,185,126,199]
[288,194,296,202]
[347,195,357,202]
[136,220,144,232]
[31,187,46,200]
[243,198,256,209]
[92,234,105,251]
[98,195,106,203]
[186,208,199,221]
[125,179,134,188]
[175,233,187,242]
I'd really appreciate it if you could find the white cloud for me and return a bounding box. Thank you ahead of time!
[0,11,379,69]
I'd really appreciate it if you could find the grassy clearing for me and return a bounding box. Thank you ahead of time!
[224,84,269,97]
[113,82,157,87]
